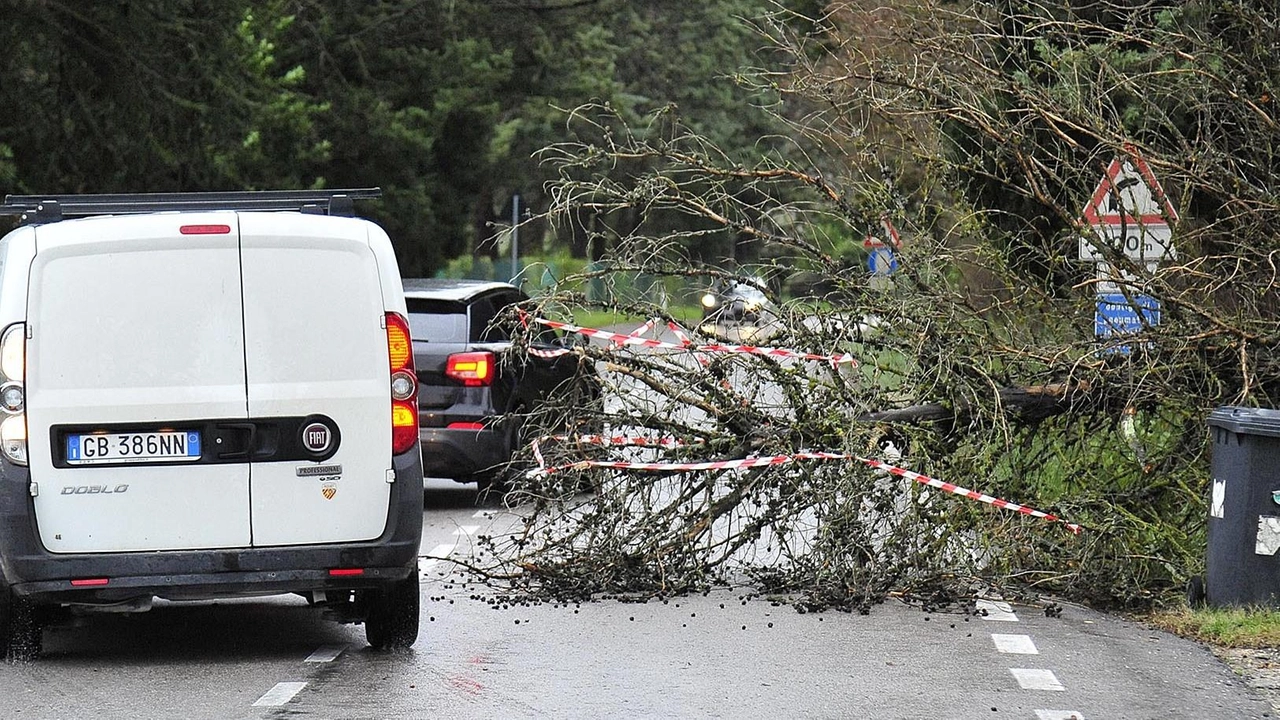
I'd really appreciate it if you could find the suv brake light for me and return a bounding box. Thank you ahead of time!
[386,312,418,455]
[445,352,494,386]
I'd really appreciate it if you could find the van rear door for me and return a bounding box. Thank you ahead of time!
[237,213,392,546]
[25,214,252,553]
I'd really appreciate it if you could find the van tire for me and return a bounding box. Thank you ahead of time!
[364,566,420,651]
[1,585,42,661]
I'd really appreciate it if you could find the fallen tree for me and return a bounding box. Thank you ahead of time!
[471,1,1280,611]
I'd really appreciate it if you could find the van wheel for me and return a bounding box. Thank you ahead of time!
[364,566,420,651]
[1,585,43,661]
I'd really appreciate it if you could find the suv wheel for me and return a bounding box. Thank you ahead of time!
[1,584,43,661]
[364,564,420,650]
[476,407,530,501]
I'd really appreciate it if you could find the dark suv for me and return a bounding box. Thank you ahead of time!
[404,279,595,490]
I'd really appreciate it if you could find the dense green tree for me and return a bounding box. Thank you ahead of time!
[0,0,821,273]
[0,1,325,193]
[278,0,810,272]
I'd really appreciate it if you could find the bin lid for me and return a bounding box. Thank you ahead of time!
[1207,406,1280,438]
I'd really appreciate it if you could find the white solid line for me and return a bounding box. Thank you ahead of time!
[304,645,347,663]
[453,525,480,536]
[252,681,307,707]
[1010,668,1066,691]
[975,599,1019,621]
[1035,711,1085,720]
[992,633,1039,654]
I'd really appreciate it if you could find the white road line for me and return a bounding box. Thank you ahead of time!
[1035,711,1085,720]
[420,542,457,560]
[453,525,480,536]
[251,681,307,707]
[420,542,457,571]
[991,633,1039,654]
[975,599,1019,621]
[304,645,347,663]
[1010,668,1066,691]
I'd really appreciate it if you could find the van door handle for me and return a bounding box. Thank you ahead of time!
[216,422,257,460]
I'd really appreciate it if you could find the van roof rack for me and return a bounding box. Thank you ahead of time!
[0,188,382,225]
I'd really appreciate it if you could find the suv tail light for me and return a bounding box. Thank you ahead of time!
[386,312,418,455]
[0,323,26,465]
[445,352,494,387]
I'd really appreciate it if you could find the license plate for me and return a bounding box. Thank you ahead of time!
[66,431,202,465]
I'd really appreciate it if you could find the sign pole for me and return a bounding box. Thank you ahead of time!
[511,193,520,286]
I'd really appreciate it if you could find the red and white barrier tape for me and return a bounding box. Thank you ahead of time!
[543,433,701,448]
[531,316,857,365]
[857,457,1082,535]
[530,434,701,470]
[668,321,695,348]
[613,317,658,346]
[528,445,1081,535]
[532,451,852,475]
[529,347,572,358]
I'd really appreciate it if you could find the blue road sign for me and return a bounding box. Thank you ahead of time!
[868,246,898,275]
[1096,293,1160,353]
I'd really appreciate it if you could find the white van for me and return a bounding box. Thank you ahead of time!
[0,190,424,659]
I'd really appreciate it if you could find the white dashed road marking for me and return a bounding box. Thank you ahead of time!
[1010,668,1066,691]
[304,645,347,663]
[252,681,307,707]
[420,542,458,574]
[975,599,1019,621]
[420,542,457,561]
[453,525,480,535]
[978,599,1078,717]
[991,633,1039,654]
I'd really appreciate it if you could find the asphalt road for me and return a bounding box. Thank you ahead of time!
[0,479,1270,720]
[0,324,1268,718]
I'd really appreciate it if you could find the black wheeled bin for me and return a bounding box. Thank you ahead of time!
[1205,406,1280,606]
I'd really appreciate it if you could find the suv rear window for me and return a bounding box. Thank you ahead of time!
[406,298,468,343]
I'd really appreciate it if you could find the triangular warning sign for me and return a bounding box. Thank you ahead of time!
[1081,147,1178,226]
[862,216,902,249]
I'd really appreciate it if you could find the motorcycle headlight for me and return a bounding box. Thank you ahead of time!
[701,293,718,308]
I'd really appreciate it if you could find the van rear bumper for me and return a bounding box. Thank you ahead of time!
[0,450,425,605]
[13,563,415,604]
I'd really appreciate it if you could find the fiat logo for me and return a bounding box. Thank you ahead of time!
[302,422,332,454]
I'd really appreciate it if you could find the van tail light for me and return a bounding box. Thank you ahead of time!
[386,312,418,456]
[0,323,27,466]
[445,352,494,387]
